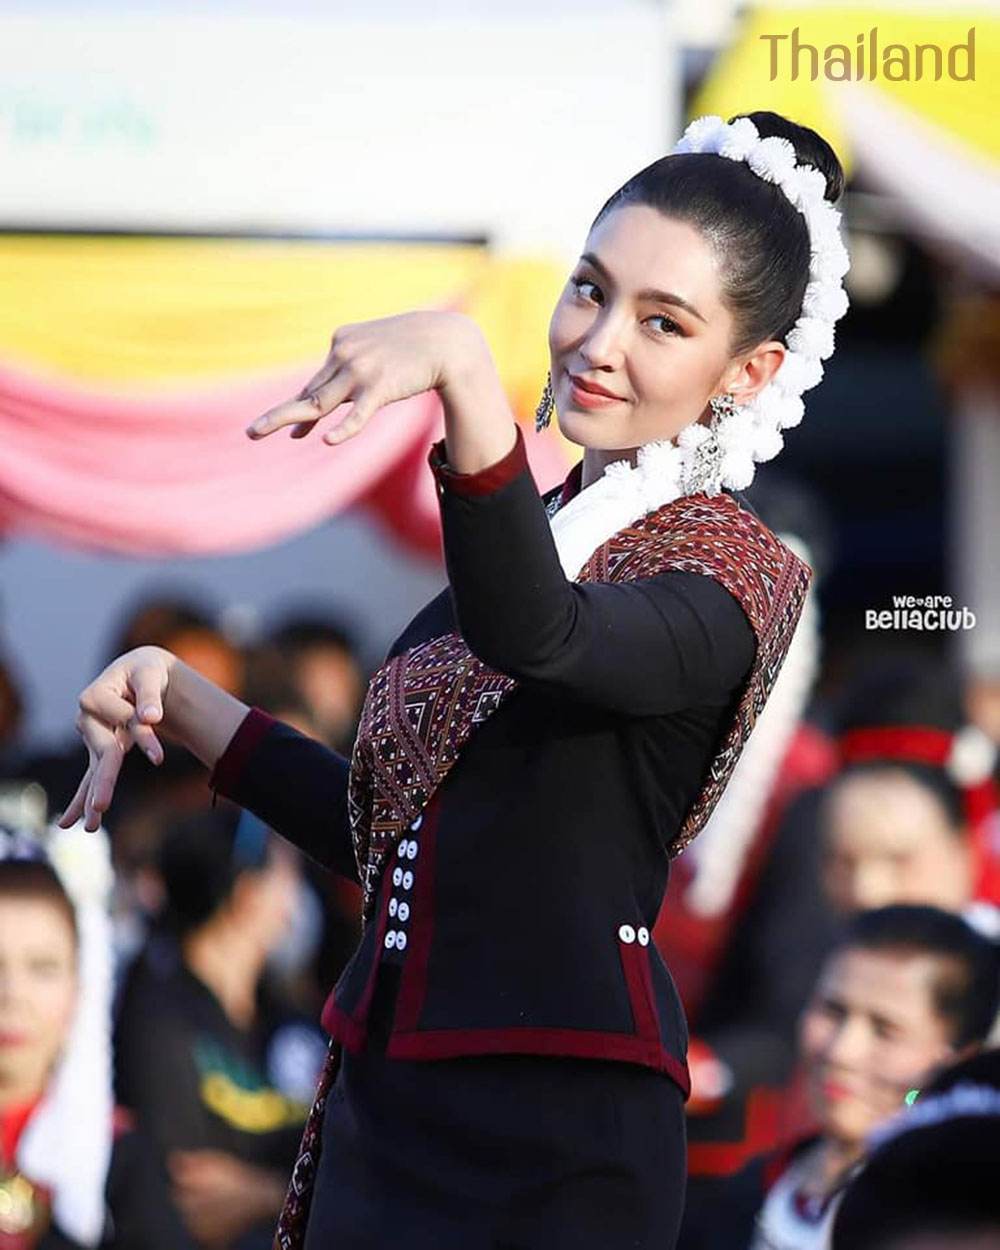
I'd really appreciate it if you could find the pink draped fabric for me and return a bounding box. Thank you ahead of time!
[0,364,568,560]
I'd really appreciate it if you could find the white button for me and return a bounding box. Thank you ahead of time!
[637,927,650,946]
[396,930,408,951]
[410,814,423,832]
[406,841,418,860]
[397,901,410,922]
[402,870,414,889]
[388,898,398,917]
[618,924,636,944]
[398,839,410,858]
[384,930,397,949]
[392,867,403,886]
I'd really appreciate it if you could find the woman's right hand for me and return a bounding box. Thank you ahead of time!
[57,645,175,833]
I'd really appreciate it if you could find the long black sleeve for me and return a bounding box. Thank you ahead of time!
[430,427,756,715]
[208,709,359,884]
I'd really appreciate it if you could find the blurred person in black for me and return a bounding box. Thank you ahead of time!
[831,1048,1000,1250]
[260,610,365,756]
[686,904,999,1249]
[0,823,192,1249]
[113,805,326,1250]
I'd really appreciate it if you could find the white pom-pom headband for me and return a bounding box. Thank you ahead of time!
[547,114,851,580]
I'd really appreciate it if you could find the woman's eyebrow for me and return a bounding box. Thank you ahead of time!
[579,251,708,324]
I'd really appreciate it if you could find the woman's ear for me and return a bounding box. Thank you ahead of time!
[723,340,786,405]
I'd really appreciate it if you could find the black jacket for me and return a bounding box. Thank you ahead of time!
[210,428,795,1098]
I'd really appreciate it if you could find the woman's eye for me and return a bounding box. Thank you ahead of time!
[647,314,681,336]
[570,279,681,336]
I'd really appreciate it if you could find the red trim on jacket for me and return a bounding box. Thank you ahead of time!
[208,707,277,806]
[427,424,527,497]
[320,842,396,1053]
[318,782,692,1097]
[386,1025,690,1092]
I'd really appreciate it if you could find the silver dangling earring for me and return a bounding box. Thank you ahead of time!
[683,392,734,496]
[534,370,554,432]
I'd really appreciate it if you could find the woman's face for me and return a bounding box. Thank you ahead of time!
[547,203,782,452]
[821,769,974,915]
[799,946,957,1149]
[0,898,78,1101]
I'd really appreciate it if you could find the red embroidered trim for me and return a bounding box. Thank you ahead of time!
[384,1025,690,1097]
[427,424,527,497]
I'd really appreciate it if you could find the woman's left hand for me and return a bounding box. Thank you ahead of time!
[245,309,478,445]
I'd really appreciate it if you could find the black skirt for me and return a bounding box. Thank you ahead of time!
[303,963,687,1249]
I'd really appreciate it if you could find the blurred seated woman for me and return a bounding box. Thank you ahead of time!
[687,904,999,1249]
[832,1047,1000,1250]
[113,805,327,1250]
[0,821,191,1249]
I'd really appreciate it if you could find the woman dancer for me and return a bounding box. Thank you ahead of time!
[59,111,848,1249]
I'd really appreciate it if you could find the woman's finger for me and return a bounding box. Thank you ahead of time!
[247,365,356,439]
[57,764,95,828]
[322,387,382,445]
[126,713,164,765]
[86,733,129,829]
[79,684,137,729]
[127,671,167,728]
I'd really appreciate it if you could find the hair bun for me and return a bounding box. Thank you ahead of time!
[730,110,845,204]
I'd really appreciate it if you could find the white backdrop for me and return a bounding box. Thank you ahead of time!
[0,2,677,262]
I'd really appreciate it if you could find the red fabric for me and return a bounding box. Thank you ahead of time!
[208,707,277,803]
[0,1097,41,1170]
[427,424,527,497]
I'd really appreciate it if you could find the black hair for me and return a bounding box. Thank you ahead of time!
[156,805,271,936]
[830,654,971,832]
[590,110,846,357]
[831,905,999,1049]
[831,1049,1000,1250]
[266,608,362,663]
[104,589,219,667]
[0,857,78,946]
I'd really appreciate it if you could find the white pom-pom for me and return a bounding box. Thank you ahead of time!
[802,281,849,322]
[675,115,727,155]
[717,117,759,161]
[947,725,997,786]
[774,392,806,429]
[795,166,829,207]
[747,135,797,185]
[787,316,835,361]
[774,350,823,395]
[717,407,756,449]
[752,422,785,460]
[812,241,851,282]
[676,421,711,450]
[721,451,756,490]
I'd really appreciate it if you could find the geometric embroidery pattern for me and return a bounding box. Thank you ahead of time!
[347,489,813,926]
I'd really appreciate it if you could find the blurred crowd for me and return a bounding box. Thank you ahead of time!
[0,581,997,1249]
